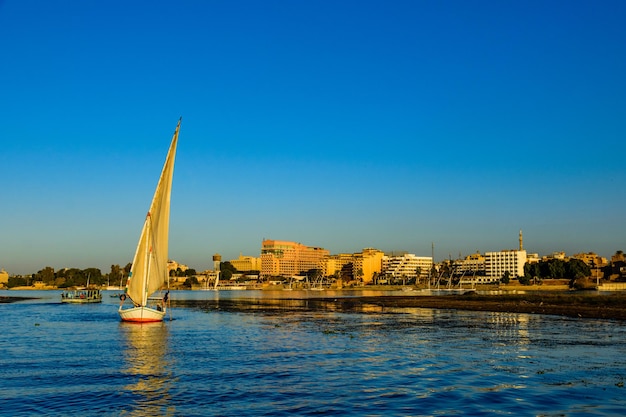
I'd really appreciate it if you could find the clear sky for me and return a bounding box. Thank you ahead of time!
[1,0,625,275]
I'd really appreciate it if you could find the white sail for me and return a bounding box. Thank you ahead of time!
[119,119,180,322]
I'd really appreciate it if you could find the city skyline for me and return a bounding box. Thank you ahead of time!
[2,1,625,275]
[2,233,621,277]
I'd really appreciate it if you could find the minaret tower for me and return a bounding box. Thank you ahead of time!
[519,229,523,251]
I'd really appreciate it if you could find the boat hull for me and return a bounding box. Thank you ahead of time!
[61,289,102,304]
[119,306,166,323]
[61,298,102,304]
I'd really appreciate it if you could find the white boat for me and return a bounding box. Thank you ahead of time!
[119,119,180,323]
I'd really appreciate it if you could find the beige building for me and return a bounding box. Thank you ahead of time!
[229,254,262,271]
[353,248,385,284]
[261,239,330,278]
[610,251,624,264]
[0,269,8,286]
[542,251,567,261]
[453,252,485,276]
[323,253,354,277]
[167,260,189,276]
[526,253,540,264]
[572,252,608,267]
[320,249,385,284]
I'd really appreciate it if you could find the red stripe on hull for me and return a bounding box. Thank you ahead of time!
[120,317,164,323]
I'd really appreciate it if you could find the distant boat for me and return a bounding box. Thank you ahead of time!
[118,119,180,323]
[61,289,102,304]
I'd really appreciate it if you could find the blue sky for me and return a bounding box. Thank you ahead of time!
[1,0,625,275]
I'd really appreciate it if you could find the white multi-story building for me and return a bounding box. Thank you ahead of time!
[382,254,432,282]
[485,250,527,281]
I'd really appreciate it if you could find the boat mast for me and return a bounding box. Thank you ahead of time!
[142,214,153,306]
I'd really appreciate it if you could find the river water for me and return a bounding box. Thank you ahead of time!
[1,289,626,416]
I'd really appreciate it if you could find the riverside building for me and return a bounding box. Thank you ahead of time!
[324,253,355,279]
[261,239,330,278]
[352,248,385,284]
[485,250,527,281]
[453,252,494,284]
[381,254,433,283]
[228,254,262,272]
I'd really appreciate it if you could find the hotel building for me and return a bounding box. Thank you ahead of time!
[485,250,527,281]
[261,239,330,278]
[324,253,355,278]
[382,254,433,282]
[352,248,385,284]
[453,252,486,275]
[229,254,262,272]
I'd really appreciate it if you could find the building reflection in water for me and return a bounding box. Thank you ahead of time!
[120,322,175,417]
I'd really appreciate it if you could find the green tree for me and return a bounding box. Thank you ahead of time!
[35,266,55,284]
[567,259,591,280]
[524,263,540,282]
[8,276,27,288]
[518,273,531,285]
[220,262,238,273]
[109,264,123,286]
[548,259,567,278]
[60,268,83,287]
[500,271,511,284]
[340,263,354,281]
[183,276,199,288]
[219,262,237,280]
[83,268,103,286]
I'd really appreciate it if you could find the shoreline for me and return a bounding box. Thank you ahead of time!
[4,287,626,320]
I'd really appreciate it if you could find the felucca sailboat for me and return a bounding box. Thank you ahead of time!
[119,119,180,322]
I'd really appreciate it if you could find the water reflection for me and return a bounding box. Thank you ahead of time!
[120,322,175,417]
[172,296,392,314]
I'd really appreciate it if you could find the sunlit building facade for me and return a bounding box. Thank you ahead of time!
[382,254,433,282]
[261,239,330,278]
[323,253,354,277]
[353,248,385,284]
[229,254,262,271]
[453,252,486,276]
[485,250,527,280]
[572,252,608,267]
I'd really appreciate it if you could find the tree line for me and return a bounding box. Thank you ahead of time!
[7,262,226,289]
[519,258,590,285]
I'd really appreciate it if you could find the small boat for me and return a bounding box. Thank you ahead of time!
[61,289,102,303]
[119,119,180,323]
